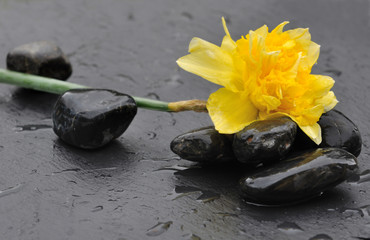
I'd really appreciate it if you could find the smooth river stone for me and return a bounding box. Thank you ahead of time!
[293,110,362,157]
[233,118,297,166]
[170,126,235,163]
[239,148,358,205]
[318,110,362,157]
[7,41,72,80]
[52,89,137,149]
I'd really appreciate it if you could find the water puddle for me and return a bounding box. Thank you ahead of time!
[146,221,173,237]
[14,124,51,132]
[0,183,24,198]
[277,222,304,234]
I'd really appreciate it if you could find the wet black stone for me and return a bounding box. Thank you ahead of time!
[233,118,297,166]
[52,89,137,149]
[319,110,362,157]
[170,126,235,163]
[7,41,72,80]
[239,148,358,205]
[293,110,362,157]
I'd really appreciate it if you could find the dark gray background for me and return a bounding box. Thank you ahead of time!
[0,0,369,239]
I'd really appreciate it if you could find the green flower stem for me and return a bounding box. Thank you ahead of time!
[0,69,207,112]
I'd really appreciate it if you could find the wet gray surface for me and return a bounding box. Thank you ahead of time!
[0,0,369,239]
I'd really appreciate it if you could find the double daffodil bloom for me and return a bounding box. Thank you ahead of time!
[177,18,338,144]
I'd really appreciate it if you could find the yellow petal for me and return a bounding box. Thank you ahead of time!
[316,91,338,112]
[298,123,322,145]
[307,42,320,67]
[221,35,236,52]
[286,28,309,42]
[304,74,335,98]
[207,88,258,134]
[254,25,268,39]
[270,21,289,35]
[177,37,242,91]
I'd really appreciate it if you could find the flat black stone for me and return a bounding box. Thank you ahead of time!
[52,89,137,149]
[7,41,72,80]
[170,126,235,164]
[239,148,358,205]
[233,117,297,166]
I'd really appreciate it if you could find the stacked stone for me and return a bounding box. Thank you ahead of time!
[170,110,362,205]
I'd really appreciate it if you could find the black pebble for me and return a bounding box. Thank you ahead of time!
[233,117,297,166]
[52,89,137,149]
[7,41,72,80]
[319,110,362,157]
[170,126,235,164]
[293,110,362,157]
[239,148,358,205]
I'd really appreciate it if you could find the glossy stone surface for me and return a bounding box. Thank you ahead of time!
[239,148,358,205]
[170,126,235,163]
[7,41,72,80]
[233,118,297,166]
[318,110,362,157]
[293,110,362,157]
[52,89,137,149]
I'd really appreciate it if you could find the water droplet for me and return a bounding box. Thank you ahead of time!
[154,164,194,172]
[277,222,303,234]
[92,206,103,212]
[166,185,220,203]
[165,74,183,87]
[181,12,193,20]
[215,212,238,218]
[359,205,370,218]
[309,233,333,240]
[146,221,173,237]
[182,233,201,240]
[0,183,24,198]
[146,131,157,140]
[14,124,51,132]
[341,208,364,218]
[146,92,160,100]
[116,73,135,84]
[324,69,342,77]
[52,168,82,175]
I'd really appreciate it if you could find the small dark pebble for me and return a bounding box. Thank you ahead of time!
[7,41,72,80]
[239,148,358,205]
[170,126,235,164]
[293,110,362,157]
[52,89,137,149]
[233,117,297,166]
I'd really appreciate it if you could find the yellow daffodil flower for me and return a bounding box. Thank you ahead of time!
[177,18,338,144]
